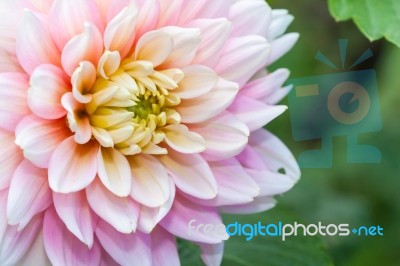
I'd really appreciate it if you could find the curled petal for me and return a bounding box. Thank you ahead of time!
[104,4,138,58]
[53,191,96,248]
[96,219,152,266]
[163,124,206,154]
[87,179,139,234]
[16,10,60,74]
[129,154,170,208]
[48,137,98,193]
[28,64,70,119]
[174,65,217,99]
[61,22,103,76]
[97,147,131,197]
[159,149,217,199]
[134,30,173,67]
[268,33,299,65]
[7,160,51,229]
[48,0,104,50]
[43,208,101,266]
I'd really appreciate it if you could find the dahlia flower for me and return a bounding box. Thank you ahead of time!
[0,0,300,265]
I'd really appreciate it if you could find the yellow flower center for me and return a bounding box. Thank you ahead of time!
[69,50,185,155]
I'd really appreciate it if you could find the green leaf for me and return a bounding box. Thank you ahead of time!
[179,209,334,266]
[328,0,400,47]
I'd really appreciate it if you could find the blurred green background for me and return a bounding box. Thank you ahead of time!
[266,0,400,265]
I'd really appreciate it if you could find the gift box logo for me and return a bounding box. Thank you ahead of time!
[288,40,382,168]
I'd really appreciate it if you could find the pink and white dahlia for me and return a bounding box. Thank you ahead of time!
[0,0,300,265]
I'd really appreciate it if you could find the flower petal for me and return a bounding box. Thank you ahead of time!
[53,191,96,247]
[48,0,104,51]
[163,124,206,154]
[159,26,201,68]
[0,130,23,190]
[48,136,98,193]
[97,147,131,197]
[151,227,180,266]
[229,95,287,132]
[160,194,228,244]
[229,0,271,37]
[28,64,70,119]
[137,177,175,233]
[134,30,173,67]
[61,22,103,76]
[159,149,217,199]
[176,77,239,123]
[220,196,276,214]
[187,18,232,66]
[190,111,249,161]
[104,4,138,58]
[96,220,152,266]
[129,154,170,208]
[7,160,51,229]
[268,33,299,65]
[216,35,270,87]
[0,207,42,265]
[174,65,218,99]
[16,10,60,74]
[86,179,139,234]
[43,208,101,266]
[199,242,224,266]
[0,72,30,131]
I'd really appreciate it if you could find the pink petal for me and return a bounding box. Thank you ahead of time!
[159,149,217,199]
[16,10,60,74]
[97,147,132,197]
[187,18,232,66]
[268,33,299,65]
[86,179,139,233]
[160,194,228,244]
[220,196,276,214]
[53,191,96,247]
[157,0,182,27]
[186,158,260,207]
[151,227,179,266]
[17,229,51,266]
[7,160,51,229]
[216,35,270,87]
[158,26,201,69]
[229,95,287,132]
[134,0,160,39]
[0,211,43,265]
[177,0,229,25]
[104,4,138,58]
[138,177,175,233]
[249,129,301,181]
[199,242,224,266]
[229,0,271,37]
[28,64,70,119]
[0,130,23,190]
[163,124,206,154]
[48,0,104,51]
[43,208,101,266]
[176,77,239,123]
[95,219,152,266]
[15,115,70,168]
[190,111,249,161]
[268,10,294,40]
[134,30,173,67]
[48,137,98,193]
[0,50,23,73]
[173,65,218,99]
[129,154,170,208]
[61,22,103,76]
[0,72,30,131]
